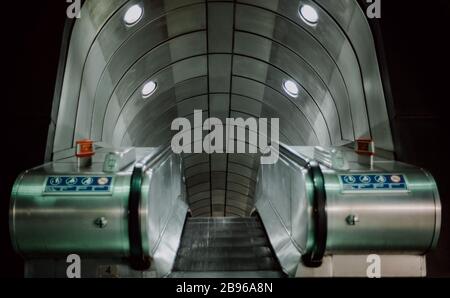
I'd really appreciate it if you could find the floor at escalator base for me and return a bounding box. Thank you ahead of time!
[170,271,284,278]
[170,217,285,278]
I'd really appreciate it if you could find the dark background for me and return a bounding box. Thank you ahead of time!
[0,0,449,277]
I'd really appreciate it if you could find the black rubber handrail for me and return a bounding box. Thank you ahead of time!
[301,163,327,268]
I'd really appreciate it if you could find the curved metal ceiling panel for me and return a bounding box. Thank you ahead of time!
[53,0,393,217]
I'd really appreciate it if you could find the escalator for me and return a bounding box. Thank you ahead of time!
[9,144,441,277]
[170,217,285,278]
[7,0,443,279]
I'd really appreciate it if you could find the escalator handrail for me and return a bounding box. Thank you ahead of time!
[302,163,327,268]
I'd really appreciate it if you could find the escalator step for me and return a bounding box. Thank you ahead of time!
[184,223,261,229]
[173,256,280,271]
[171,217,284,276]
[176,246,273,258]
[187,217,258,224]
[180,237,269,248]
[180,231,266,239]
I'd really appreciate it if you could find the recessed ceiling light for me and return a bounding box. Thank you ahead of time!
[124,4,143,26]
[283,80,300,98]
[299,4,319,26]
[142,80,157,98]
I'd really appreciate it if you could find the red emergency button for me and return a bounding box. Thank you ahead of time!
[76,139,95,158]
[355,139,375,156]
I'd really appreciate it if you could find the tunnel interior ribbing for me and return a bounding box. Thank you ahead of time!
[51,0,393,217]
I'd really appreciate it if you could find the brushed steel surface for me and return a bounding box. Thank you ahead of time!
[10,156,133,257]
[255,147,315,276]
[51,0,393,217]
[255,145,441,276]
[10,145,441,277]
[322,162,441,254]
[10,147,188,277]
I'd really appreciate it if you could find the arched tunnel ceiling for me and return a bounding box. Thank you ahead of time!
[53,0,393,217]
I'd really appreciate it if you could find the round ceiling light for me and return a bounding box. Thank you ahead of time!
[142,80,157,98]
[299,4,319,26]
[283,80,300,98]
[124,4,143,26]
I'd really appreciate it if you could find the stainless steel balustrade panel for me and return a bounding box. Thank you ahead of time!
[255,151,315,276]
[142,152,189,276]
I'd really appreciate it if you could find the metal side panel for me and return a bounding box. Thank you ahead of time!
[141,151,189,277]
[254,150,315,276]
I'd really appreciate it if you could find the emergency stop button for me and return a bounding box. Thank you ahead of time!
[76,139,95,158]
[355,139,375,156]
